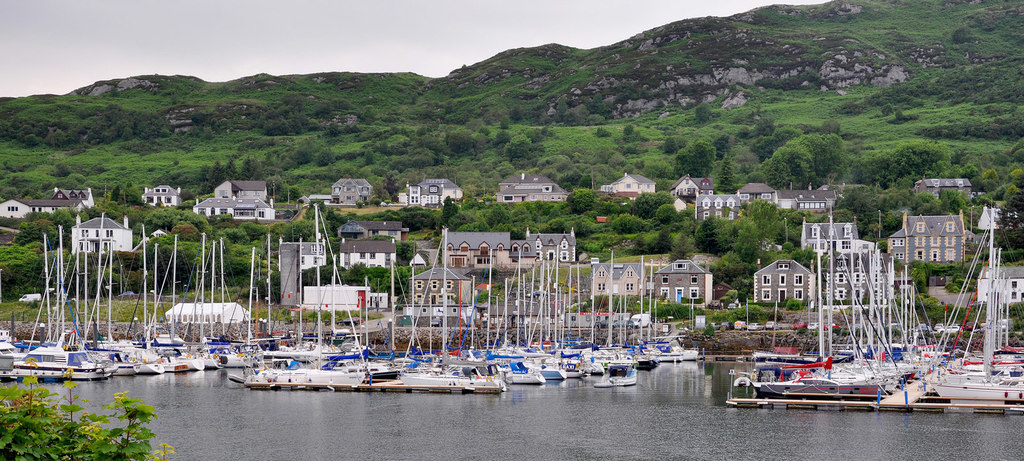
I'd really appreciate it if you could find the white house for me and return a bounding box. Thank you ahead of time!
[338,239,397,268]
[695,194,741,222]
[142,185,182,207]
[70,215,133,254]
[400,178,463,207]
[0,198,85,219]
[51,188,94,208]
[978,206,1000,231]
[193,197,275,221]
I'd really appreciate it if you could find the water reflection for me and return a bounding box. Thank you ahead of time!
[8,363,1024,459]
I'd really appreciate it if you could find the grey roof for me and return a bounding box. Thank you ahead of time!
[498,174,567,194]
[16,199,84,207]
[671,175,714,192]
[142,185,179,197]
[411,267,470,281]
[228,180,266,192]
[889,214,964,238]
[510,240,536,257]
[656,260,707,275]
[418,178,460,189]
[446,232,511,250]
[777,189,837,201]
[353,220,406,231]
[803,222,859,240]
[697,194,742,207]
[75,217,127,230]
[611,173,655,186]
[994,266,1024,279]
[195,197,272,208]
[916,178,972,188]
[755,259,811,275]
[339,240,396,253]
[592,263,644,280]
[280,242,322,252]
[332,178,372,188]
[531,232,576,246]
[832,253,892,270]
[52,189,91,200]
[738,183,776,195]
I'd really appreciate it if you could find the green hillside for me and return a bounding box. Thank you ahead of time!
[1,0,1023,201]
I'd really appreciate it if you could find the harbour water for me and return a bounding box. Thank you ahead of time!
[17,363,1024,460]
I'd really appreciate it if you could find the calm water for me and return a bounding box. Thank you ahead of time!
[16,363,1024,460]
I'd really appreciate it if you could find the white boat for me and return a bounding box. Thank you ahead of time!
[245,366,365,388]
[400,364,506,392]
[596,364,637,387]
[2,346,111,381]
[503,361,545,385]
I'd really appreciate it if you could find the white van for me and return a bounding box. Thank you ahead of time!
[18,293,42,303]
[629,314,651,329]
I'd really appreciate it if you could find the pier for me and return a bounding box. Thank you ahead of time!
[244,380,504,394]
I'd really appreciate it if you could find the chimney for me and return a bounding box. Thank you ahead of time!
[123,215,129,229]
[76,214,81,226]
[521,173,525,180]
[177,187,181,194]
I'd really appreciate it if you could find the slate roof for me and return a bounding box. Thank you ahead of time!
[75,217,127,230]
[532,233,576,246]
[339,240,396,253]
[417,178,460,189]
[889,214,964,238]
[142,185,180,197]
[803,222,859,240]
[916,178,972,188]
[333,178,372,188]
[755,259,811,275]
[697,194,742,207]
[498,174,566,193]
[655,260,708,274]
[411,267,470,281]
[671,175,714,192]
[195,197,272,208]
[592,263,644,280]
[611,173,656,186]
[738,183,776,195]
[446,232,511,250]
[18,199,84,207]
[228,180,266,192]
[777,189,837,202]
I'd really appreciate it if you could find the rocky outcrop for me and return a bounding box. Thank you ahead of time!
[71,77,159,96]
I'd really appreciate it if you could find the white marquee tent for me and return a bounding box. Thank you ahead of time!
[165,302,249,324]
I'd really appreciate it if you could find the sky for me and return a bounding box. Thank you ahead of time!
[0,0,825,98]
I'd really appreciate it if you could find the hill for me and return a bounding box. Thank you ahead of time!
[1,0,1023,201]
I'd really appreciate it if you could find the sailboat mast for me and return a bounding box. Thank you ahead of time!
[247,247,255,343]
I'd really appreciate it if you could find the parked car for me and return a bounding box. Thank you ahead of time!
[964,322,976,331]
[734,320,747,330]
[430,317,442,327]
[808,322,820,330]
[793,321,808,330]
[916,324,932,333]
[765,321,776,330]
[728,301,740,309]
[340,317,364,326]
[934,323,945,332]
[719,322,732,331]
[747,323,764,331]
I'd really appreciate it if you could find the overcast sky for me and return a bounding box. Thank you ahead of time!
[0,0,824,98]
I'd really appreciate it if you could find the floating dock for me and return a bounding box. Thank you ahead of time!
[244,381,503,394]
[728,375,1024,415]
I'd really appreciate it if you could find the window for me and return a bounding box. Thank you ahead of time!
[778,263,790,270]
[690,275,698,284]
[762,290,771,301]
[762,275,770,285]
[835,288,847,300]
[916,222,925,233]
[946,222,955,232]
[625,283,635,292]
[661,276,669,284]
[794,289,803,300]
[689,288,699,299]
[597,283,606,291]
[794,275,803,285]
[779,275,787,285]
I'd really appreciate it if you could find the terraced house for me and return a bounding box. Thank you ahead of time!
[887,212,967,264]
[695,194,741,222]
[591,262,645,297]
[331,178,373,206]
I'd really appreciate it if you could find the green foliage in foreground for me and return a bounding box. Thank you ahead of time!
[0,377,172,460]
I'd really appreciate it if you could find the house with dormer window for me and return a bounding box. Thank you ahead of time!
[591,262,645,297]
[737,183,777,204]
[214,180,267,201]
[670,175,714,203]
[70,214,132,254]
[400,178,462,208]
[695,194,741,222]
[142,185,182,207]
[526,228,576,263]
[753,259,814,303]
[655,260,713,304]
[887,212,967,264]
[800,219,874,254]
[913,178,973,198]
[331,178,373,206]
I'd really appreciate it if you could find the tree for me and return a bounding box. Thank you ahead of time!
[1000,190,1024,248]
[445,129,475,156]
[650,228,674,254]
[567,189,597,214]
[655,203,679,224]
[861,140,950,188]
[676,138,716,177]
[505,134,532,161]
[694,103,712,124]
[716,154,736,193]
[632,192,674,220]
[762,141,812,189]
[695,219,721,254]
[438,197,459,230]
[670,233,695,260]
